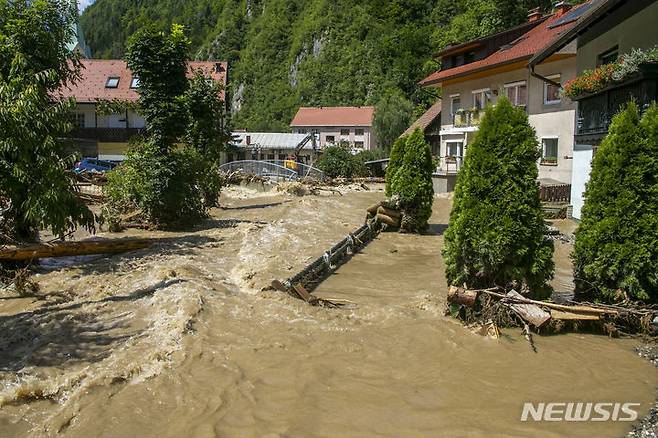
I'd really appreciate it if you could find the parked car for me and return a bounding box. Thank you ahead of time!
[74,158,118,173]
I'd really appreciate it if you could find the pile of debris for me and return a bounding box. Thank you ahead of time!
[447,286,658,342]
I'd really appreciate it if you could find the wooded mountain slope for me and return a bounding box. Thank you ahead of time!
[81,0,553,131]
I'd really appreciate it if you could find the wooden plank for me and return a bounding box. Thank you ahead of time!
[506,290,551,328]
[0,239,153,261]
[551,309,601,321]
[292,283,318,304]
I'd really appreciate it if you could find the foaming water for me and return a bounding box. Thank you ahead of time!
[0,187,654,437]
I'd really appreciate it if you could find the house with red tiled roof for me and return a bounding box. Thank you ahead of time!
[60,59,227,160]
[401,99,442,155]
[290,106,378,150]
[420,1,593,193]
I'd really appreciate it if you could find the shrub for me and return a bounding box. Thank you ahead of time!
[572,103,658,303]
[385,136,407,196]
[389,128,434,233]
[316,144,365,178]
[104,142,219,229]
[442,98,554,299]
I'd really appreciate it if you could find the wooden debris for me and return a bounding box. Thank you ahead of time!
[550,309,601,321]
[448,286,478,308]
[0,238,153,261]
[375,213,400,228]
[292,283,318,304]
[505,290,551,327]
[366,201,385,216]
[377,205,402,219]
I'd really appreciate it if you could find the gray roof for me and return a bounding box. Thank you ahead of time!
[230,132,317,150]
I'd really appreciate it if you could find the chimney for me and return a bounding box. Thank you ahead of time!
[527,7,542,22]
[553,1,572,16]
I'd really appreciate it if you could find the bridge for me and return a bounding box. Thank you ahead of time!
[219,160,326,181]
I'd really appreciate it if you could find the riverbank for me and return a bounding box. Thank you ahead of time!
[0,184,655,437]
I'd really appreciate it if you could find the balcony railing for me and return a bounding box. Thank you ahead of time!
[435,156,463,175]
[575,64,658,143]
[452,109,484,128]
[70,127,147,142]
[539,183,571,203]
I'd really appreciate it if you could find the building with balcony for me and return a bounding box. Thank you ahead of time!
[290,106,378,150]
[420,2,593,193]
[58,59,227,161]
[529,0,658,219]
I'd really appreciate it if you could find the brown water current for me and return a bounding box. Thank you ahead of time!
[0,184,655,437]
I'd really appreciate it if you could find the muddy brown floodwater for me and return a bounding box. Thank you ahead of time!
[0,184,655,437]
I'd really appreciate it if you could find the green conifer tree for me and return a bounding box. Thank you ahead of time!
[390,128,434,233]
[385,136,407,196]
[572,103,658,302]
[443,98,553,299]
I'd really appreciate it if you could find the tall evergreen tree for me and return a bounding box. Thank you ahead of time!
[390,128,434,233]
[443,98,553,298]
[385,136,407,196]
[572,103,658,302]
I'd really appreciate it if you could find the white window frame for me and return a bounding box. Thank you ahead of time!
[450,94,461,116]
[472,88,490,110]
[541,136,559,164]
[504,80,527,107]
[130,77,140,89]
[544,74,562,105]
[445,141,463,158]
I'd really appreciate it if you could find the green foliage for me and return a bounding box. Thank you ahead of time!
[316,144,365,179]
[442,98,553,299]
[184,73,232,162]
[572,103,658,302]
[82,0,561,131]
[389,129,434,233]
[125,24,190,150]
[105,25,229,229]
[385,136,407,196]
[0,0,94,240]
[104,142,219,229]
[373,90,414,151]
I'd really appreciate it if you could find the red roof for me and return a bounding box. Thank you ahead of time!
[290,106,375,127]
[420,3,591,86]
[402,99,441,137]
[58,59,227,103]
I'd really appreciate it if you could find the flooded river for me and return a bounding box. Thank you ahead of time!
[0,185,655,437]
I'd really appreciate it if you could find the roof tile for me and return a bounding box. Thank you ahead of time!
[290,106,375,127]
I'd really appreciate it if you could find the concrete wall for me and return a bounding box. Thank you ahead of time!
[576,2,658,73]
[291,126,377,150]
[529,110,575,184]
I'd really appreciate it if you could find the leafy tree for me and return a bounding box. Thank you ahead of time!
[125,24,190,150]
[105,25,229,228]
[385,136,407,196]
[442,98,553,299]
[373,90,414,151]
[316,144,365,178]
[572,103,658,302]
[389,129,434,233]
[0,0,94,240]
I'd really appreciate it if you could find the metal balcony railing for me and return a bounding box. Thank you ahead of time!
[452,109,484,128]
[435,156,463,174]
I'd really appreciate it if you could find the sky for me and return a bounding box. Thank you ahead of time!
[78,0,94,12]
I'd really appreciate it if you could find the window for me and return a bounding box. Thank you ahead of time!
[446,141,462,158]
[298,128,307,134]
[597,46,619,67]
[541,138,558,164]
[70,112,85,129]
[450,94,461,115]
[340,129,350,136]
[472,89,490,110]
[504,81,527,108]
[355,128,364,136]
[105,77,120,88]
[130,77,140,89]
[355,141,364,149]
[326,135,335,143]
[544,74,561,105]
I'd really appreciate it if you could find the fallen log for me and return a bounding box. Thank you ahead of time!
[448,286,478,307]
[481,289,617,315]
[506,290,551,327]
[377,205,402,219]
[366,201,385,216]
[376,213,400,228]
[0,238,153,261]
[550,309,601,321]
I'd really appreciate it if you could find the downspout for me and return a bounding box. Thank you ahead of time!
[529,64,562,88]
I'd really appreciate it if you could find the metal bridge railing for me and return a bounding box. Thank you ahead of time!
[219,160,326,181]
